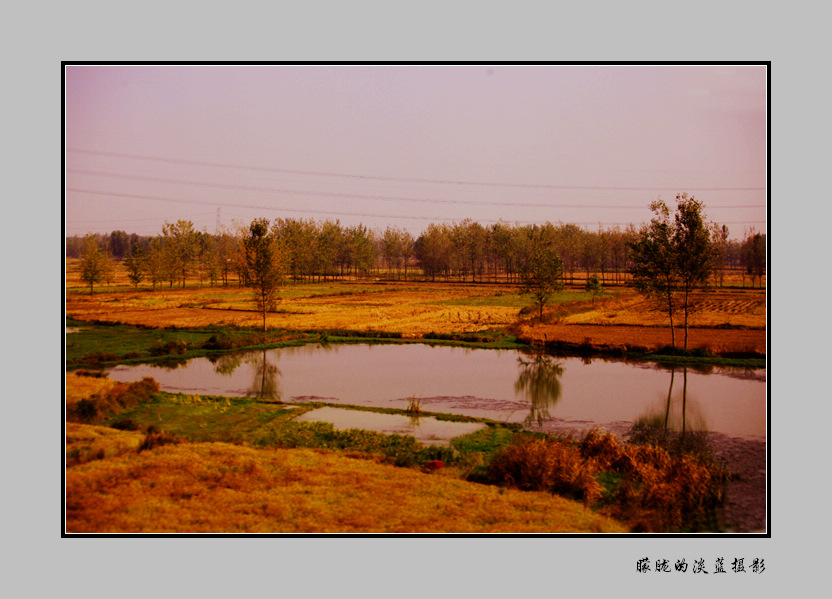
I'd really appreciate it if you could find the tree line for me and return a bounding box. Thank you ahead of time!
[67,212,766,292]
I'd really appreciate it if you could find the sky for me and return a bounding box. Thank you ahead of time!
[64,64,767,239]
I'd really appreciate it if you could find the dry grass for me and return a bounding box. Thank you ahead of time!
[516,288,766,355]
[64,373,627,533]
[560,289,766,328]
[66,371,120,405]
[487,430,726,532]
[65,372,160,424]
[66,259,765,343]
[65,427,628,534]
[65,260,523,335]
[65,422,145,466]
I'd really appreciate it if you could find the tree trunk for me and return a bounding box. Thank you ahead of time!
[681,368,688,439]
[664,368,675,432]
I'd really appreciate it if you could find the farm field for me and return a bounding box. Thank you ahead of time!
[65,259,765,355]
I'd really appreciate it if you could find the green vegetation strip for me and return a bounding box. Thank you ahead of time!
[67,318,763,369]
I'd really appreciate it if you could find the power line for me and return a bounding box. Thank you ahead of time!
[65,187,767,228]
[66,167,767,211]
[66,147,767,192]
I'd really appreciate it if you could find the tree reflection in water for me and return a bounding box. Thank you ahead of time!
[247,349,281,401]
[211,352,244,376]
[514,352,564,426]
[627,366,711,454]
[209,350,282,401]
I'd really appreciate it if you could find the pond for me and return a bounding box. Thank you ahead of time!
[107,343,766,441]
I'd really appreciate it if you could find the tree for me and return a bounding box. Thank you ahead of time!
[79,233,107,295]
[415,223,452,281]
[244,218,283,331]
[518,226,565,320]
[347,224,376,278]
[124,245,147,288]
[742,229,766,288]
[710,223,730,287]
[161,220,198,287]
[628,200,681,347]
[108,230,130,259]
[584,273,604,305]
[673,194,713,349]
[628,195,713,349]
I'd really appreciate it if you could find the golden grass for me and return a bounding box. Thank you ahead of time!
[66,258,765,340]
[515,288,766,355]
[66,277,522,336]
[66,422,145,466]
[66,371,119,405]
[559,289,766,328]
[65,427,629,534]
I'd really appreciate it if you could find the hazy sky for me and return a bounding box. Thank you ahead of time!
[64,64,767,239]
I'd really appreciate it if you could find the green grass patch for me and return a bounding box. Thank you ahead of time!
[66,319,314,368]
[107,392,454,468]
[105,393,305,443]
[66,318,216,366]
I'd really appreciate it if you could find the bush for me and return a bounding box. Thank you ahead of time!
[67,377,160,424]
[484,428,728,531]
[580,428,726,532]
[487,435,602,505]
[110,418,140,431]
[149,340,188,356]
[138,429,181,452]
[80,352,120,366]
[201,334,236,350]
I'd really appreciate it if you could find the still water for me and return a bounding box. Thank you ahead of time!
[107,343,766,441]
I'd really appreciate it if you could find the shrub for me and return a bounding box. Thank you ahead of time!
[580,428,726,532]
[487,436,602,505]
[405,397,423,415]
[80,352,120,366]
[67,377,160,424]
[75,369,106,378]
[149,339,188,356]
[138,429,181,452]
[484,428,727,531]
[110,418,140,431]
[201,334,236,350]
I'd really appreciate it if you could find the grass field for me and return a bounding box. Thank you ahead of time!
[65,423,628,534]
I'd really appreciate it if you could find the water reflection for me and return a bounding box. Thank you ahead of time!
[210,352,244,375]
[514,352,564,426]
[247,349,281,401]
[107,344,766,440]
[208,350,283,400]
[629,366,709,445]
